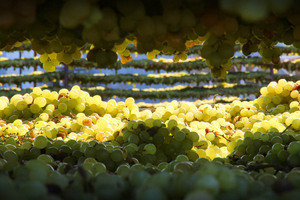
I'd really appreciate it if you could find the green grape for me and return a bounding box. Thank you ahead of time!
[95,149,110,163]
[59,145,72,155]
[128,134,140,145]
[39,113,49,121]
[125,97,135,108]
[259,145,271,154]
[227,141,237,152]
[127,120,138,131]
[110,149,124,162]
[167,119,178,128]
[53,140,65,148]
[288,141,300,154]
[58,102,68,113]
[30,103,41,114]
[187,131,199,143]
[69,90,80,99]
[75,103,86,112]
[5,137,17,146]
[181,139,193,151]
[37,154,54,164]
[260,134,270,142]
[16,100,28,111]
[265,152,278,164]
[19,180,47,199]
[277,150,289,162]
[257,174,277,187]
[272,143,284,154]
[34,97,47,108]
[217,167,237,191]
[157,127,170,137]
[139,130,150,142]
[153,133,164,145]
[271,136,283,144]
[253,154,265,163]
[34,135,48,149]
[116,164,130,175]
[174,130,185,142]
[153,119,162,127]
[205,132,215,141]
[92,162,107,176]
[129,170,150,186]
[3,150,18,162]
[288,154,300,166]
[144,144,157,155]
[13,147,24,158]
[84,146,96,157]
[20,141,32,150]
[271,95,282,105]
[175,154,189,162]
[45,146,59,157]
[194,175,219,195]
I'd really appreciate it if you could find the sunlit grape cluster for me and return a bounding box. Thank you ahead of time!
[36,43,82,71]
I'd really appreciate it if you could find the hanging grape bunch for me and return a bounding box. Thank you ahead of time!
[0,0,299,77]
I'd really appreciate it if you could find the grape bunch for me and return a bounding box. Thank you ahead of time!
[2,0,300,78]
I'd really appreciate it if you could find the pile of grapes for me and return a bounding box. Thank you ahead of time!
[0,79,300,199]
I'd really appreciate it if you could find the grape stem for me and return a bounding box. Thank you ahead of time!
[281,124,292,135]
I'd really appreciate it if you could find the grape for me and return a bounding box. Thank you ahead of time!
[277,150,289,162]
[175,154,189,162]
[0,99,7,110]
[272,143,284,154]
[257,174,277,187]
[110,149,124,162]
[185,112,194,122]
[32,87,42,96]
[144,144,157,155]
[75,102,85,112]
[34,97,47,108]
[287,141,300,154]
[253,154,265,163]
[206,132,215,141]
[290,101,299,109]
[37,154,54,164]
[93,162,107,176]
[153,119,162,127]
[167,119,178,129]
[272,95,282,105]
[39,113,49,121]
[139,131,150,142]
[20,180,47,199]
[34,135,48,149]
[30,104,41,114]
[3,150,18,162]
[195,175,220,195]
[125,97,135,109]
[20,141,32,150]
[126,120,137,131]
[227,141,237,152]
[16,100,28,111]
[174,130,185,142]
[187,131,199,143]
[69,90,80,99]
[58,102,68,113]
